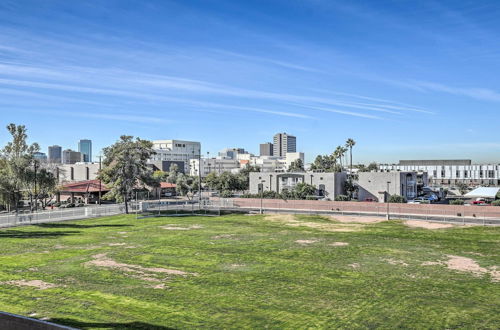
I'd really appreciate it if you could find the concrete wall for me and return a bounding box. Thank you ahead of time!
[58,163,100,183]
[249,172,346,198]
[356,172,421,202]
[0,312,75,330]
[219,197,500,219]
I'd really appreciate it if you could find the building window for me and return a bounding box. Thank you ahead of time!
[70,167,74,181]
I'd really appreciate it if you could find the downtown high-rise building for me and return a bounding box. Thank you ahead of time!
[62,149,83,164]
[273,133,296,157]
[48,145,62,163]
[78,139,92,162]
[259,142,274,156]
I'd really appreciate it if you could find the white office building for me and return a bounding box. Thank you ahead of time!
[379,160,500,186]
[149,140,201,173]
[189,158,241,177]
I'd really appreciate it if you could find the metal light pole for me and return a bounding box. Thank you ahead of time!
[98,155,102,205]
[386,181,391,220]
[259,180,265,214]
[33,159,38,212]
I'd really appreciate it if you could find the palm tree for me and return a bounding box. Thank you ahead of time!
[334,146,344,170]
[345,138,356,177]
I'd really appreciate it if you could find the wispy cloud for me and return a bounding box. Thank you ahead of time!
[22,109,171,124]
[410,80,500,102]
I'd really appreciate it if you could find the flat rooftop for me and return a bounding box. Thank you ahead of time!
[398,160,472,166]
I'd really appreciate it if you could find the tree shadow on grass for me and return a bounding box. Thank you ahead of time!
[51,318,175,329]
[0,230,80,239]
[35,223,132,229]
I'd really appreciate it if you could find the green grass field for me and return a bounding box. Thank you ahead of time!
[0,213,499,329]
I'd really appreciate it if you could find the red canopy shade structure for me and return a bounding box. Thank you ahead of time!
[60,180,110,193]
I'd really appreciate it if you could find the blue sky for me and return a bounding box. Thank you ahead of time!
[0,0,499,164]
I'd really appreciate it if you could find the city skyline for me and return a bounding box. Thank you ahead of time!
[0,1,499,163]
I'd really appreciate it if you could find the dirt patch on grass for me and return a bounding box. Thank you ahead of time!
[265,214,363,232]
[404,220,455,229]
[329,242,349,247]
[212,234,236,239]
[295,239,319,245]
[84,253,197,282]
[349,263,360,269]
[160,224,203,230]
[329,215,386,224]
[421,255,499,282]
[4,280,57,290]
[446,255,500,281]
[384,258,408,267]
[108,243,127,246]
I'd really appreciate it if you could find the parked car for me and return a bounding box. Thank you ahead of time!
[408,197,430,204]
[471,198,488,205]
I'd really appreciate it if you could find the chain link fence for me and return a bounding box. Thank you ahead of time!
[215,198,500,226]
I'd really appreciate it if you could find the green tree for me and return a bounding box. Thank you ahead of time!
[310,154,341,172]
[152,170,168,182]
[450,199,465,205]
[34,167,57,209]
[334,195,350,201]
[99,135,156,214]
[456,182,469,196]
[0,124,40,212]
[288,159,304,172]
[166,164,180,183]
[0,158,18,211]
[388,195,407,203]
[204,172,220,191]
[293,182,317,199]
[345,139,356,174]
[366,162,378,172]
[343,180,358,200]
[175,174,199,199]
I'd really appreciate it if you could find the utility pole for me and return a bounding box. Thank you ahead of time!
[33,159,38,212]
[98,155,102,205]
[386,181,391,220]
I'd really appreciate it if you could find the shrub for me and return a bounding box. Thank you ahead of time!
[220,190,233,198]
[388,195,406,203]
[334,195,350,201]
[491,200,500,206]
[450,199,465,205]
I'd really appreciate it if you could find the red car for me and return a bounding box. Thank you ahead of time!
[471,198,488,205]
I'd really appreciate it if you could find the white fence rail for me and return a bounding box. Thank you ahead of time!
[0,204,128,228]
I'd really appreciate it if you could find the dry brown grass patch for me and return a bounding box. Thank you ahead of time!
[421,255,499,282]
[329,242,349,247]
[404,220,455,229]
[329,215,386,224]
[264,214,363,232]
[4,280,57,290]
[160,224,203,230]
[84,253,197,284]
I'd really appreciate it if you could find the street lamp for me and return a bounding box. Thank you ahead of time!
[259,180,266,214]
[386,181,391,220]
[33,159,38,212]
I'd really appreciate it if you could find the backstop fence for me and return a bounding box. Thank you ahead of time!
[1,198,499,228]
